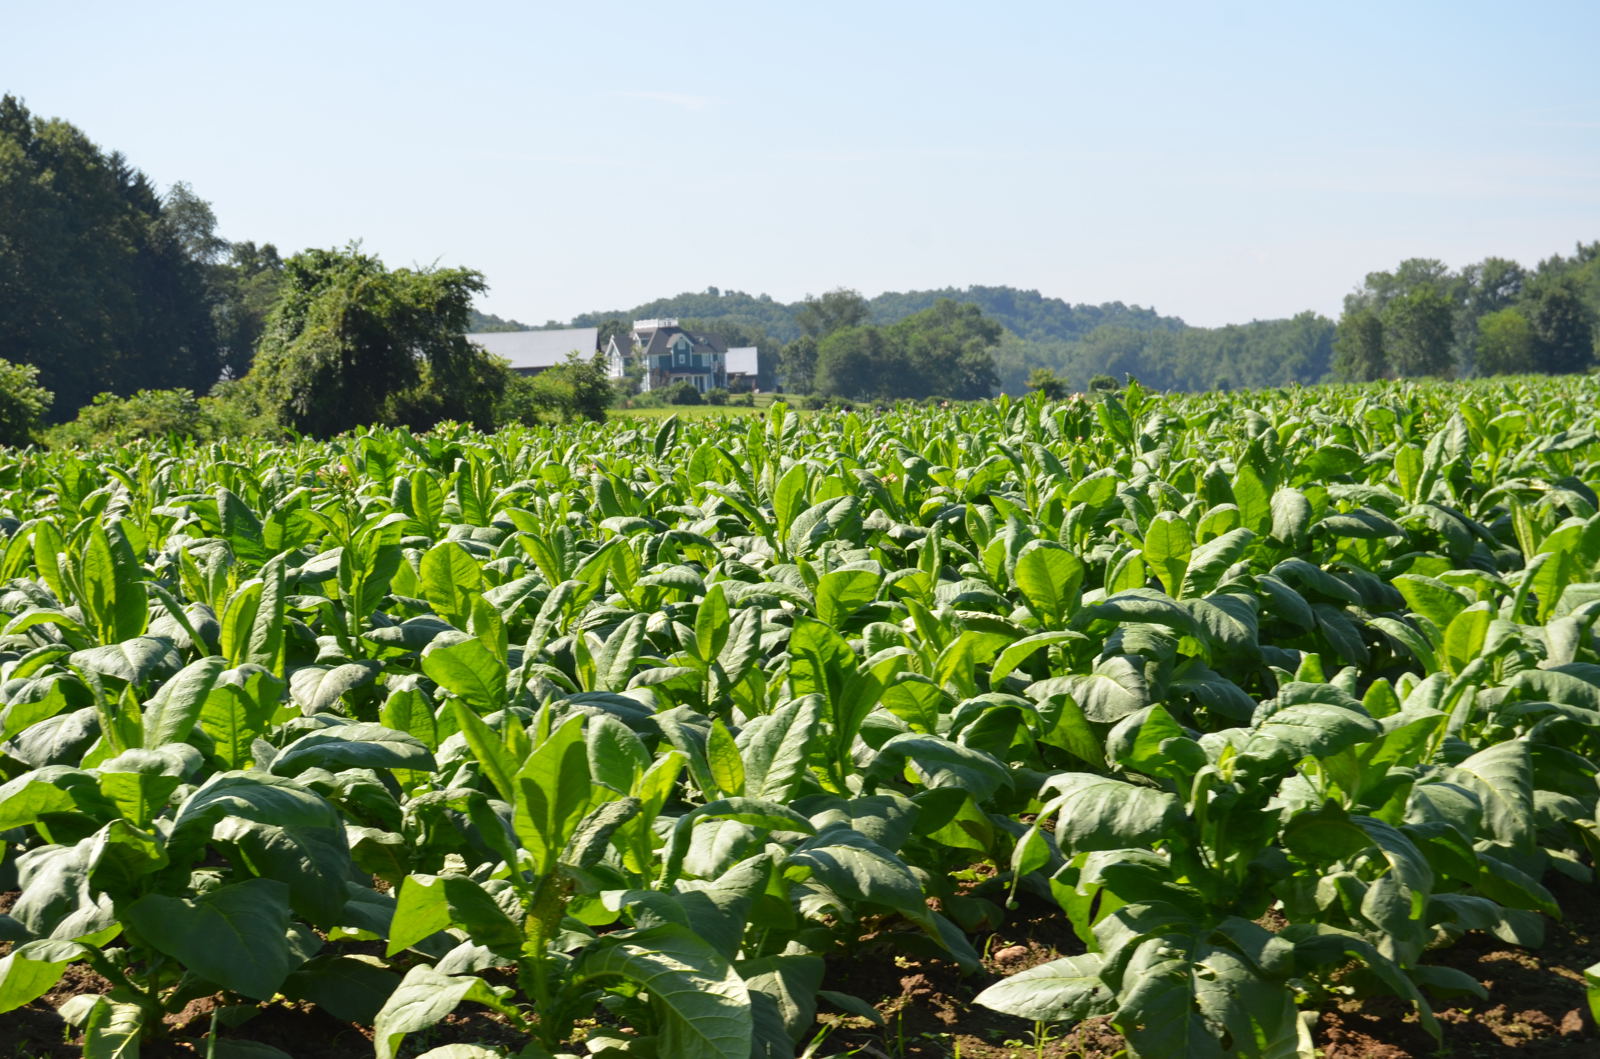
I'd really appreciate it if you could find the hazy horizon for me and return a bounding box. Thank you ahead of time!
[9,0,1598,330]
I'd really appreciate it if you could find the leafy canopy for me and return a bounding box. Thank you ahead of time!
[249,246,504,437]
[0,357,52,446]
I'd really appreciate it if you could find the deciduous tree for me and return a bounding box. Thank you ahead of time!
[0,358,52,446]
[1332,307,1386,381]
[1475,307,1535,376]
[0,96,220,416]
[1381,286,1455,377]
[1526,278,1596,374]
[250,247,503,436]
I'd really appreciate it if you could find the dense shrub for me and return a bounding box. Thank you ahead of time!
[664,381,703,406]
[45,388,272,446]
[0,357,53,446]
[1026,367,1071,400]
[497,353,613,426]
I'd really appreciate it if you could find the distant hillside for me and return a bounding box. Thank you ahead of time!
[566,284,1186,346]
[553,284,1338,393]
[572,289,799,342]
[466,308,532,332]
[868,286,1185,342]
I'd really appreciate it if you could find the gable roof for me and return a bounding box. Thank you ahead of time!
[725,347,759,375]
[636,325,726,357]
[466,327,599,371]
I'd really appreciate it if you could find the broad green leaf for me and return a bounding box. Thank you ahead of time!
[706,719,745,798]
[1013,542,1085,625]
[124,878,296,1000]
[738,696,822,802]
[245,554,288,676]
[1394,573,1468,633]
[1039,773,1183,852]
[287,661,382,716]
[513,714,590,875]
[421,631,507,714]
[1269,488,1311,550]
[71,995,144,1059]
[1441,602,1491,676]
[141,655,226,749]
[0,938,86,1013]
[975,952,1112,1023]
[1142,512,1193,597]
[871,733,1011,802]
[420,540,485,629]
[785,496,861,557]
[573,923,752,1059]
[372,966,518,1059]
[693,582,731,663]
[271,723,435,776]
[1447,740,1533,852]
[814,569,878,628]
[69,637,180,688]
[450,702,517,802]
[387,874,520,957]
[79,523,148,645]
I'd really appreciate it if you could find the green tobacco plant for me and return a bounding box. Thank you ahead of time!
[2,379,1600,1055]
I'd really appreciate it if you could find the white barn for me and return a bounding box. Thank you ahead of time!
[466,328,601,375]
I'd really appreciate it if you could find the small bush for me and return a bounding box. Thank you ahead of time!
[0,358,53,446]
[47,387,268,447]
[496,355,613,426]
[705,387,729,406]
[665,382,703,406]
[1026,368,1071,400]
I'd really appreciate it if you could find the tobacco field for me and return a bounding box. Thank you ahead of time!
[4,378,1600,1058]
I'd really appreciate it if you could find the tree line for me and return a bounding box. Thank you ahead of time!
[1331,252,1600,381]
[558,261,1599,399]
[0,96,610,443]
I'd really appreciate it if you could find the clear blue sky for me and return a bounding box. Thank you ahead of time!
[9,1,1599,327]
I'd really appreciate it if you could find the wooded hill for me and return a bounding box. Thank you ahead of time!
[529,248,1600,397]
[526,286,1329,395]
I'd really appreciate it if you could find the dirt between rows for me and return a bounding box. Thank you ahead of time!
[2,877,1596,1058]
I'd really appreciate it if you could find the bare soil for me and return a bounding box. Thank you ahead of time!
[3,878,1597,1058]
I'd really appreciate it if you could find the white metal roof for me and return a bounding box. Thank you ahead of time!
[466,328,600,370]
[725,346,759,375]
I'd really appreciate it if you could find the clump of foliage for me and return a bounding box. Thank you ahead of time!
[497,353,613,425]
[49,388,207,446]
[0,97,222,418]
[1334,250,1600,381]
[249,246,505,437]
[0,357,53,445]
[46,385,277,446]
[784,292,1002,401]
[1026,366,1070,399]
[663,380,703,406]
[704,387,729,406]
